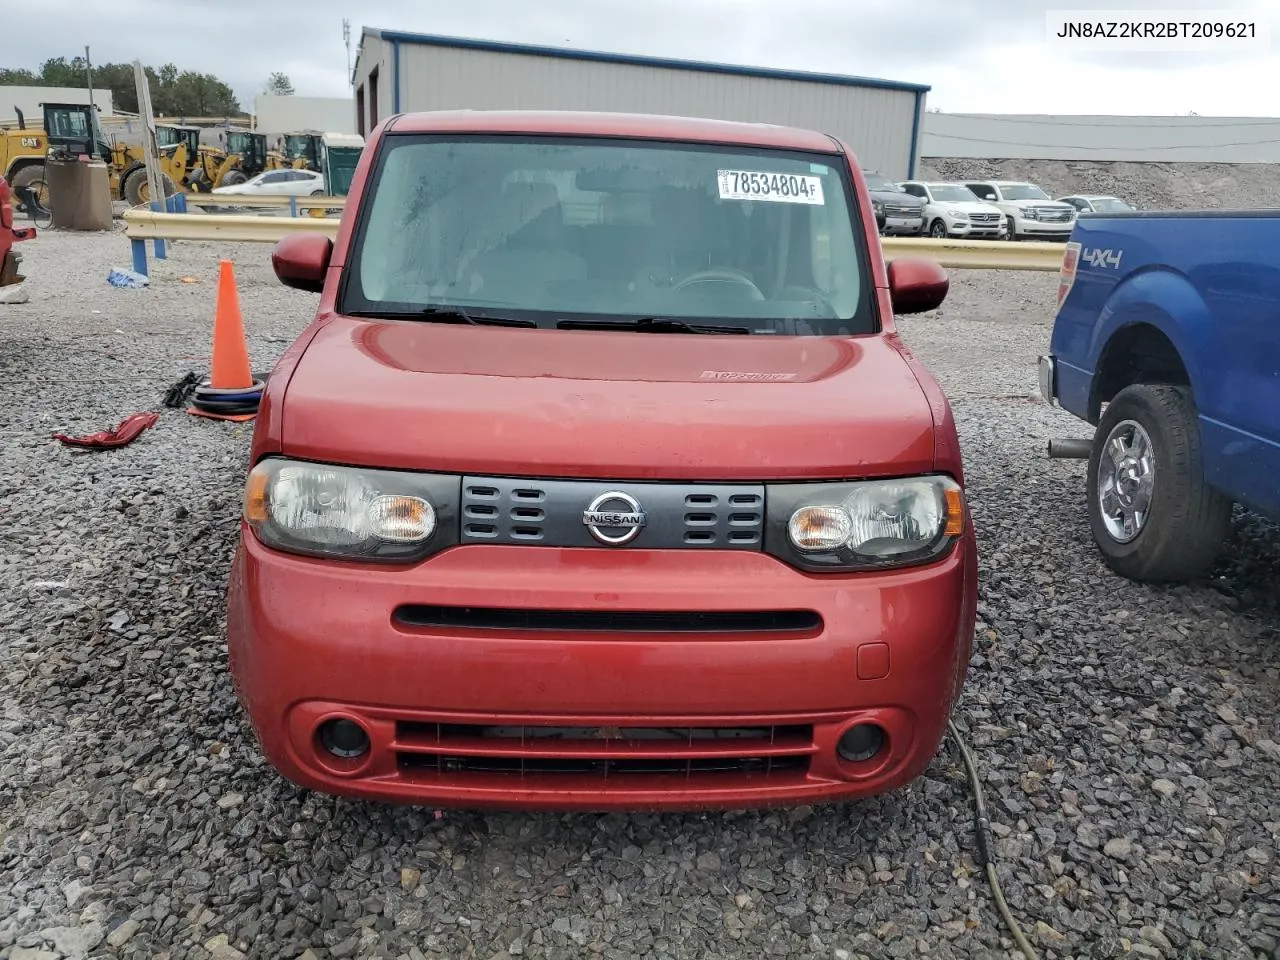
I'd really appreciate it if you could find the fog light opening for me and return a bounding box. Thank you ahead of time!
[319,718,370,759]
[837,723,886,764]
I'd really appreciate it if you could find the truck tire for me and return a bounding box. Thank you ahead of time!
[1085,383,1232,583]
[10,165,47,210]
[124,167,177,206]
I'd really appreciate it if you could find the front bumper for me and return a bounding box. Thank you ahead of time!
[226,532,978,812]
[943,220,1004,239]
[1015,220,1074,238]
[881,215,925,235]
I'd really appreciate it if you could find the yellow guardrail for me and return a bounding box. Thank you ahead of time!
[124,208,340,243]
[882,236,1065,271]
[180,193,346,209]
[123,210,1066,275]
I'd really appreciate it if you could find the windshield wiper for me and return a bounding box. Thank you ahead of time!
[557,317,753,335]
[346,306,536,328]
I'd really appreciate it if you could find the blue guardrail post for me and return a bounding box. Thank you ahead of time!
[131,238,148,277]
[150,199,167,260]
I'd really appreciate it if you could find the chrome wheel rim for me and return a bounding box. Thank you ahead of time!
[1097,419,1155,543]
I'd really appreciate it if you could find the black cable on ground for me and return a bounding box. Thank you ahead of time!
[162,371,270,417]
[947,718,1039,960]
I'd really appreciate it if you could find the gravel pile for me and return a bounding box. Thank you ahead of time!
[1,227,1278,960]
[920,157,1280,211]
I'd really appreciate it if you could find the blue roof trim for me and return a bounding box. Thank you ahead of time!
[367,27,930,94]
[908,91,923,178]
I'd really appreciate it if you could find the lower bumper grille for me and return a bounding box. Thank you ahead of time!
[394,605,823,635]
[394,721,816,780]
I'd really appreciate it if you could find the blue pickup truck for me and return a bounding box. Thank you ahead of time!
[1038,210,1280,583]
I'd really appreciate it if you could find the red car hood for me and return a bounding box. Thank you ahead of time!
[279,317,937,480]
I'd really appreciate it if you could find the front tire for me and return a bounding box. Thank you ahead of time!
[929,219,948,239]
[1086,384,1232,583]
[10,165,47,211]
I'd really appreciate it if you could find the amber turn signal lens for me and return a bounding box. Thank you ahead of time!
[244,466,270,523]
[943,487,965,537]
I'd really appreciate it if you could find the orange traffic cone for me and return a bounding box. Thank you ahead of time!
[187,260,263,422]
[210,259,254,389]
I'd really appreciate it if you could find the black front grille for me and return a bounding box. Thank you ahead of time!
[393,720,816,780]
[399,753,810,776]
[459,477,766,550]
[394,605,823,634]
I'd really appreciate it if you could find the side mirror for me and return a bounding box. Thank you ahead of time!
[887,257,949,314]
[272,232,332,293]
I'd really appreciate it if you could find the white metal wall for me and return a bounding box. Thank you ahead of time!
[254,95,357,136]
[352,35,394,135]
[923,112,1280,164]
[1,85,114,121]
[391,43,921,177]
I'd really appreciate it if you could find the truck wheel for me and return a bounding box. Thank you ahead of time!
[10,166,47,211]
[132,172,177,206]
[1085,384,1232,583]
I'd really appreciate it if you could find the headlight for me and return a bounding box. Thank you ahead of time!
[243,457,459,562]
[767,475,965,571]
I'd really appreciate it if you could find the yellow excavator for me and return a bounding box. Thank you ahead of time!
[1,103,189,208]
[278,132,323,172]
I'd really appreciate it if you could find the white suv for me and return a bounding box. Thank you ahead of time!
[898,181,1007,240]
[962,180,1076,241]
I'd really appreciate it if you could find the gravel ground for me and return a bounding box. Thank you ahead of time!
[1,215,1278,960]
[919,157,1280,211]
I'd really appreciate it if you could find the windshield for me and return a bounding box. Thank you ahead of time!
[1092,197,1133,212]
[999,183,1050,201]
[861,172,901,192]
[928,184,980,202]
[342,135,874,335]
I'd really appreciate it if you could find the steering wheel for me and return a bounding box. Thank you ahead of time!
[775,284,839,319]
[672,269,766,301]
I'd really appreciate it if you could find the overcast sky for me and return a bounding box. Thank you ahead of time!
[4,0,1277,116]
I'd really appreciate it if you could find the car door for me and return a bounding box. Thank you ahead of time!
[255,171,294,196]
[293,171,324,196]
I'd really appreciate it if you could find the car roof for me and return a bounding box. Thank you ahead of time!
[386,109,842,153]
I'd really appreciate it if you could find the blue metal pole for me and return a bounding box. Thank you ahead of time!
[290,196,298,217]
[131,238,148,277]
[150,199,167,260]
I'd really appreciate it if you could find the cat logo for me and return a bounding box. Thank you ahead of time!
[1082,248,1122,269]
[20,137,41,149]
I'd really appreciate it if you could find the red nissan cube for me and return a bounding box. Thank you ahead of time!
[226,109,978,812]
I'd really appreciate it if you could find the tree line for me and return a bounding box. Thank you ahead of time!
[1,58,297,118]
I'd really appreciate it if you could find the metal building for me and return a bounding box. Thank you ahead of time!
[351,29,929,178]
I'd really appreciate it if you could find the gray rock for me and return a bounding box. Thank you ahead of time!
[1104,837,1133,860]
[106,918,141,948]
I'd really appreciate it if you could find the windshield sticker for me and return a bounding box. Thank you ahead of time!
[717,170,825,205]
